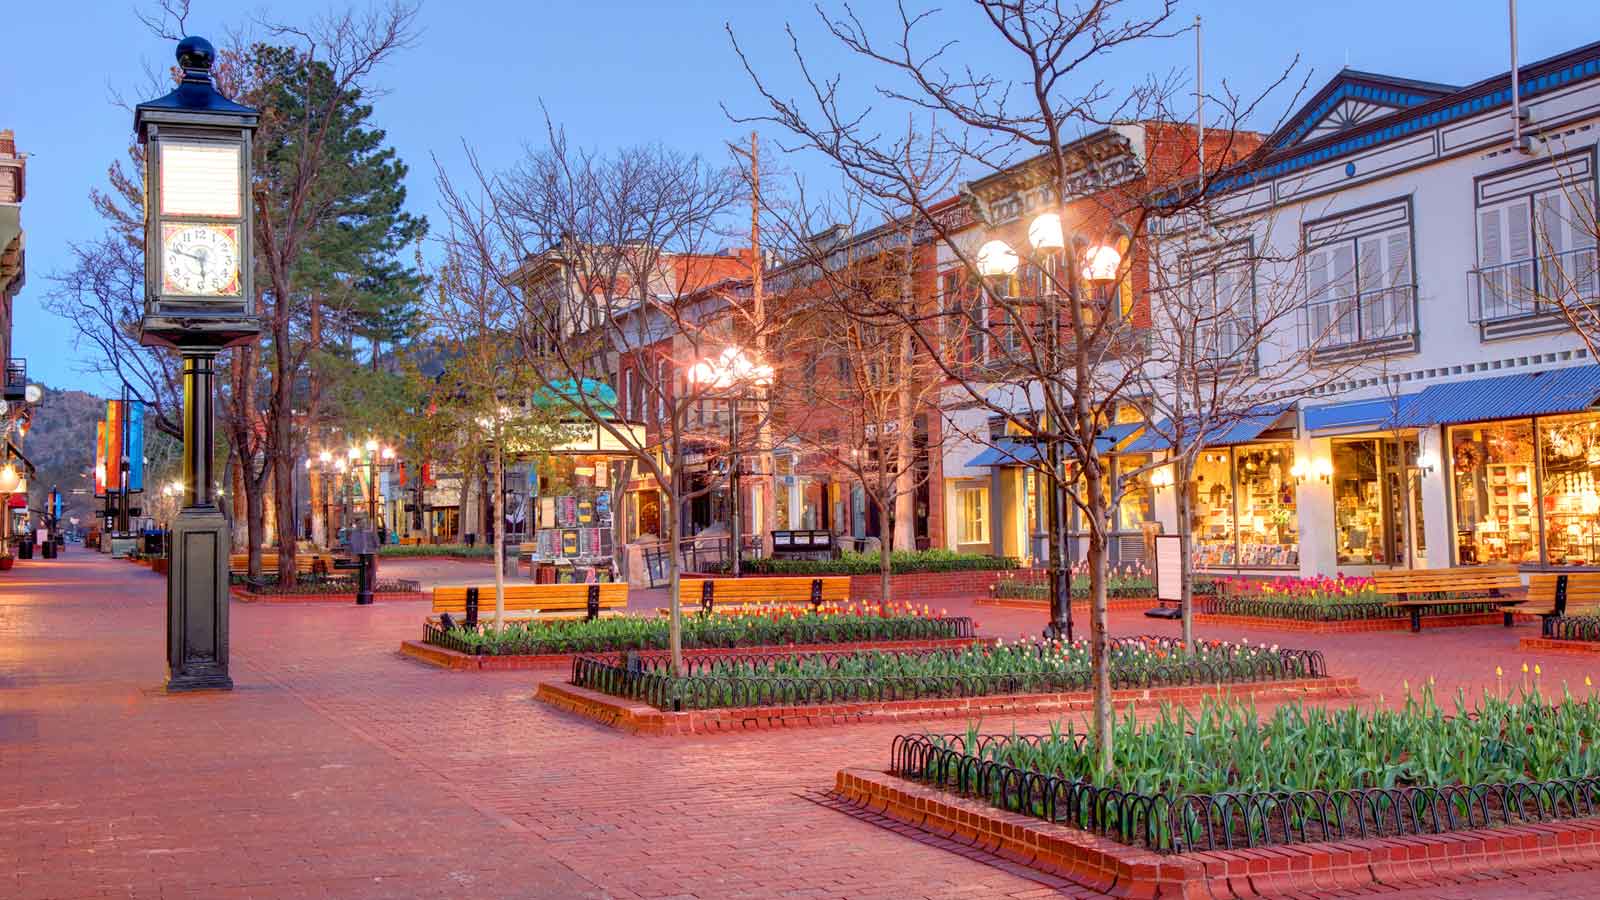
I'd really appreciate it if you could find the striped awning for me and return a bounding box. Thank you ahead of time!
[1389,365,1600,427]
[965,422,1142,468]
[1122,403,1295,453]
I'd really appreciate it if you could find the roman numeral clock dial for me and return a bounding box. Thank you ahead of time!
[161,223,241,297]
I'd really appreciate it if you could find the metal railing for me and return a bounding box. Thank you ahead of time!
[3,358,24,400]
[890,732,1600,853]
[1471,247,1599,323]
[1303,284,1417,349]
[1200,594,1505,622]
[570,637,1325,712]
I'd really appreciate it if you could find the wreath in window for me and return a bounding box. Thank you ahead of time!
[1453,441,1481,474]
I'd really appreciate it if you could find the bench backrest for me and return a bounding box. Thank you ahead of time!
[678,576,851,608]
[1527,573,1600,614]
[1371,567,1521,595]
[228,552,332,571]
[430,582,629,614]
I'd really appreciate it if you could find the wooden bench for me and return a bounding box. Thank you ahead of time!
[228,552,337,577]
[660,576,852,616]
[1373,566,1523,632]
[431,582,628,625]
[1519,573,1600,636]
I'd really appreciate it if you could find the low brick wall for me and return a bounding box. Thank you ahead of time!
[535,675,1358,736]
[1195,611,1505,634]
[831,768,1600,898]
[399,635,987,671]
[847,570,1014,602]
[230,587,424,604]
[977,596,1155,612]
[1519,636,1600,655]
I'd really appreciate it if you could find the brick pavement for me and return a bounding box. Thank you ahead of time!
[4,550,1600,898]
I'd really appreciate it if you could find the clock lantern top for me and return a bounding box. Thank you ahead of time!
[134,36,260,349]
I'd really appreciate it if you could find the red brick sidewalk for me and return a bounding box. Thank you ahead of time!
[3,550,1600,899]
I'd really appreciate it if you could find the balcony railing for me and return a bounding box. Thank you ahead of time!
[3,358,24,402]
[1303,284,1417,351]
[1471,247,1599,324]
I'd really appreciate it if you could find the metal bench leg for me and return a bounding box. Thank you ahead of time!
[1503,610,1515,628]
[1411,606,1422,633]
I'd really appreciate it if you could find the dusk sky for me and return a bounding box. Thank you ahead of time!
[5,0,1597,394]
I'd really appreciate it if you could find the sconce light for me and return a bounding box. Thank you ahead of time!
[1416,451,1439,475]
[1289,460,1308,483]
[1150,466,1174,490]
[1311,458,1333,483]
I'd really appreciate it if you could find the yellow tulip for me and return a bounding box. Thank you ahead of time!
[1496,666,1504,678]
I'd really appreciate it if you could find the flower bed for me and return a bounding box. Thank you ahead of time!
[706,548,1017,577]
[1200,574,1505,623]
[379,543,494,559]
[425,605,975,656]
[893,687,1600,854]
[572,636,1325,711]
[232,575,422,596]
[990,562,1155,601]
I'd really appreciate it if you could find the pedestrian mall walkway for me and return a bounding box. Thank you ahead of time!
[4,550,1600,899]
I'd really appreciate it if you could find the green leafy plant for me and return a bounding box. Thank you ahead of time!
[705,548,1017,576]
[379,543,494,559]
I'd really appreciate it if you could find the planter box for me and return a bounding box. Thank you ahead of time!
[534,674,1358,736]
[830,768,1600,898]
[1195,611,1505,633]
[400,636,988,671]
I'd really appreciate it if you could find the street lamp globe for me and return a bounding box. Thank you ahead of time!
[364,438,378,453]
[1082,243,1122,284]
[1027,213,1065,250]
[318,450,332,464]
[381,447,396,461]
[976,239,1019,277]
[347,446,361,461]
[0,463,21,494]
[335,459,348,474]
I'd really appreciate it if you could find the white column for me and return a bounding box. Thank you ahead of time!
[1419,425,1452,569]
[1298,435,1338,578]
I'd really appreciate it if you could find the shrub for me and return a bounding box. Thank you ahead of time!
[709,548,1017,576]
[991,562,1154,600]
[431,602,972,655]
[379,543,494,559]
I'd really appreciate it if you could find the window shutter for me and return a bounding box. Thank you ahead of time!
[1387,230,1411,288]
[1306,251,1328,302]
[1479,208,1503,267]
[1331,244,1356,298]
[1538,190,1567,255]
[1359,236,1383,295]
[1507,200,1532,262]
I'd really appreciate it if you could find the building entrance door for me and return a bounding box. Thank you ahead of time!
[1381,438,1427,568]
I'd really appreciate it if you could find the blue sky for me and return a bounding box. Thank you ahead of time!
[4,0,1597,394]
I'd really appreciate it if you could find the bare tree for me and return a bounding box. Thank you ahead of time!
[434,128,746,674]
[730,0,1302,773]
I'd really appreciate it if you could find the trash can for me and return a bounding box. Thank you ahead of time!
[18,539,32,560]
[41,540,55,559]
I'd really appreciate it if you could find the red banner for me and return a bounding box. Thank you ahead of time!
[105,401,123,493]
[94,421,107,496]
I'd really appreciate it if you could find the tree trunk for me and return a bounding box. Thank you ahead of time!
[245,472,266,584]
[457,463,473,542]
[309,470,325,549]
[879,489,893,608]
[664,448,684,676]
[1175,454,1196,646]
[491,437,506,623]
[893,333,917,552]
[1084,457,1113,776]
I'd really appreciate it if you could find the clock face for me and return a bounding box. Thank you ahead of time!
[162,223,240,297]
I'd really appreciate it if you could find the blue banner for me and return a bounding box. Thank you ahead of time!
[126,402,145,493]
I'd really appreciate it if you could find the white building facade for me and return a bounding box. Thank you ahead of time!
[1143,43,1600,577]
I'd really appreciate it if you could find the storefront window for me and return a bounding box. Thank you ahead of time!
[1450,421,1536,565]
[1190,450,1235,567]
[1333,440,1387,565]
[957,485,989,544]
[1538,413,1600,566]
[1233,443,1299,566]
[1117,454,1153,531]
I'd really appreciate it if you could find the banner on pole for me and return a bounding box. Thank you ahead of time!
[126,402,145,493]
[105,401,124,494]
[94,421,107,497]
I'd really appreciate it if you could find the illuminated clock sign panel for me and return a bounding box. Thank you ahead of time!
[160,142,241,217]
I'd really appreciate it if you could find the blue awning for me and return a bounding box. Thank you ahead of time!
[965,423,1144,468]
[1122,403,1295,453]
[1304,397,1410,432]
[1391,364,1600,427]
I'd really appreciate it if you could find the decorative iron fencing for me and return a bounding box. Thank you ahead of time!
[890,732,1600,854]
[425,614,977,657]
[1545,614,1600,641]
[570,638,1327,712]
[1200,594,1505,622]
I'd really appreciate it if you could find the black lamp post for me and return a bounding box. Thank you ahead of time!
[346,439,396,604]
[135,36,260,692]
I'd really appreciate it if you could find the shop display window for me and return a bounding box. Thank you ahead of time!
[1233,443,1300,567]
[1333,440,1387,565]
[1189,450,1235,567]
[1116,454,1153,532]
[958,485,990,545]
[1538,413,1600,566]
[1449,421,1536,565]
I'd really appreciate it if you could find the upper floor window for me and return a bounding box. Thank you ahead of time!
[940,269,986,368]
[1474,150,1598,326]
[1303,199,1415,352]
[1182,241,1257,368]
